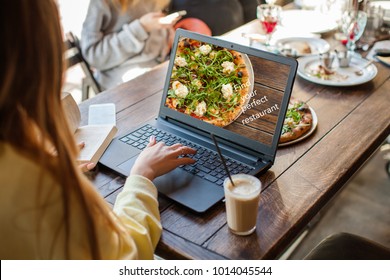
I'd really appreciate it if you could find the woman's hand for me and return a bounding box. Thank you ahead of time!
[77,142,97,173]
[139,12,180,33]
[130,136,196,181]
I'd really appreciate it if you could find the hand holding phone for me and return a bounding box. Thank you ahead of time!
[159,10,186,25]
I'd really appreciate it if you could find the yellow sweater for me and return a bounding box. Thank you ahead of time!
[0,143,162,259]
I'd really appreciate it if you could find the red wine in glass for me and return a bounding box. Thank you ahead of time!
[261,18,278,34]
[257,4,281,47]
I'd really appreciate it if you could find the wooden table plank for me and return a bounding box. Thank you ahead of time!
[160,202,226,246]
[156,230,227,260]
[115,91,162,135]
[78,62,168,126]
[298,79,390,191]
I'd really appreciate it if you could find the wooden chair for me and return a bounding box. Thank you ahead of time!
[64,32,101,101]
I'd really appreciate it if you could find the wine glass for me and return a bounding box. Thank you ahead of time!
[340,10,367,52]
[257,4,281,47]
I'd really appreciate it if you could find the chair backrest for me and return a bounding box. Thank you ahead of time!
[64,32,101,99]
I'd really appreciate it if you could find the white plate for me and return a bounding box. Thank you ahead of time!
[279,106,318,147]
[275,37,330,57]
[281,10,338,34]
[297,56,378,86]
[294,0,322,9]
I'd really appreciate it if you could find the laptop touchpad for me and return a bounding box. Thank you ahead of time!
[154,168,224,213]
[117,155,139,176]
[100,140,140,167]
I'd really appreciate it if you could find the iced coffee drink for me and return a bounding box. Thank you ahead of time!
[224,174,261,236]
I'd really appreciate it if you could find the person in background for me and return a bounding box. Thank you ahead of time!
[169,0,258,36]
[0,0,196,259]
[81,0,178,90]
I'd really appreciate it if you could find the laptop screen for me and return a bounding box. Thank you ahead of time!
[159,29,297,159]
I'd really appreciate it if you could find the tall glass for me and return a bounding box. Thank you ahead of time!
[362,3,384,44]
[340,10,367,52]
[257,4,281,47]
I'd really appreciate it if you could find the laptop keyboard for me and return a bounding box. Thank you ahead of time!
[119,124,254,186]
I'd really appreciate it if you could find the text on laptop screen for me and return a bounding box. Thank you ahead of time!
[165,36,292,146]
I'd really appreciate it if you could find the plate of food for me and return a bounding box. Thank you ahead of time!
[275,37,330,57]
[166,37,254,127]
[297,55,378,86]
[279,99,317,147]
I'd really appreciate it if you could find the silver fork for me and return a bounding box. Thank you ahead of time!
[355,60,374,76]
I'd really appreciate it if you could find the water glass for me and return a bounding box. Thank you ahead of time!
[362,3,384,43]
[340,10,367,52]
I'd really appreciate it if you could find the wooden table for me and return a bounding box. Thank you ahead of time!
[79,20,390,260]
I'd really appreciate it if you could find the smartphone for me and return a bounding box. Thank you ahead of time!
[159,10,187,24]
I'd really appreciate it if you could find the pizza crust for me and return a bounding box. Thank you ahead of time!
[279,100,313,143]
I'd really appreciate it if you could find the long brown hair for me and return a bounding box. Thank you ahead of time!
[113,0,138,10]
[0,0,120,259]
[112,0,170,12]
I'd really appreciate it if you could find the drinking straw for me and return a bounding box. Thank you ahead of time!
[211,134,235,187]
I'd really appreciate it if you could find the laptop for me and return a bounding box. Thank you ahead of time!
[99,29,298,213]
